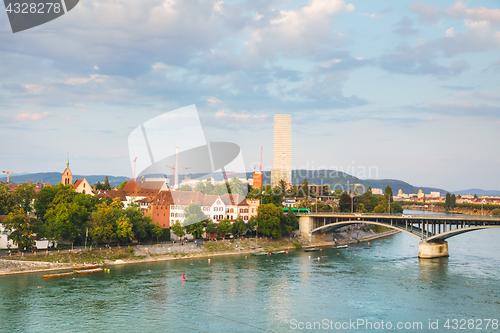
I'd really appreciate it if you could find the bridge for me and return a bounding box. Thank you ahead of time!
[297,212,500,258]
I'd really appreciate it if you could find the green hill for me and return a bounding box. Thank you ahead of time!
[0,173,128,188]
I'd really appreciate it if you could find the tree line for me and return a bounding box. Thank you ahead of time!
[0,182,163,251]
[169,203,299,240]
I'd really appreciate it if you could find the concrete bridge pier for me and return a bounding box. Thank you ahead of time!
[418,241,449,259]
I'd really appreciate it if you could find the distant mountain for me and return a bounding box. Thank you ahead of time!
[0,172,128,188]
[6,170,492,196]
[452,189,500,196]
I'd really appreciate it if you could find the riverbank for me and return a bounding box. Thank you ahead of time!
[0,230,399,275]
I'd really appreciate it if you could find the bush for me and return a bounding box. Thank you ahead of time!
[293,242,302,249]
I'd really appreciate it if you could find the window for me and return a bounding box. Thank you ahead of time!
[244,216,248,221]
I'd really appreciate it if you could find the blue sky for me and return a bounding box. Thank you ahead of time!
[1,0,499,191]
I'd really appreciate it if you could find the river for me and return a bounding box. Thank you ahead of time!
[0,210,499,332]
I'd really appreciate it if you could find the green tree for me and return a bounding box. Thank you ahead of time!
[89,199,123,244]
[0,183,15,215]
[34,184,59,222]
[299,179,309,197]
[232,216,247,236]
[360,187,374,212]
[260,185,284,206]
[94,181,103,191]
[373,204,387,213]
[286,210,299,230]
[115,216,134,245]
[391,202,404,214]
[356,202,366,213]
[247,216,258,237]
[178,185,192,191]
[103,176,112,190]
[257,204,282,238]
[278,179,287,197]
[444,192,451,210]
[3,209,34,251]
[13,182,37,215]
[492,208,500,216]
[194,181,205,193]
[384,186,393,202]
[204,178,215,194]
[184,204,208,226]
[205,220,216,235]
[339,192,352,212]
[217,218,232,237]
[146,217,163,242]
[43,185,99,244]
[171,221,185,238]
[229,176,248,196]
[450,194,457,209]
[44,200,89,244]
[117,181,129,190]
[125,204,147,242]
[185,222,204,239]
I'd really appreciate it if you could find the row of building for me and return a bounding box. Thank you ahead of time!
[98,181,260,228]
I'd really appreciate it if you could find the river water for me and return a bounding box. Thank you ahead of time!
[0,211,499,332]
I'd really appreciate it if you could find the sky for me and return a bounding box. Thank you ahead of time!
[1,0,499,192]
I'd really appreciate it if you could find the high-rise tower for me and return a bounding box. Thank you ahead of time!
[271,114,291,187]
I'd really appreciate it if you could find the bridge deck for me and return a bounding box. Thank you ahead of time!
[301,213,500,242]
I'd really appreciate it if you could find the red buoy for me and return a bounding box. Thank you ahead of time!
[182,273,186,280]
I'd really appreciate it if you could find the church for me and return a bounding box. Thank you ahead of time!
[61,157,94,196]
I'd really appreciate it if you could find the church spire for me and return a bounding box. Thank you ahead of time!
[67,152,69,168]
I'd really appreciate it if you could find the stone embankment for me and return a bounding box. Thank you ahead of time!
[0,260,71,275]
[0,230,399,275]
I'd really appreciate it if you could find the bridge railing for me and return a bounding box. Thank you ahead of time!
[308,212,500,220]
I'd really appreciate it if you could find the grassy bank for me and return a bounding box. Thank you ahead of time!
[3,247,141,265]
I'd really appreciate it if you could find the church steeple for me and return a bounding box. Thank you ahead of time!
[61,152,73,186]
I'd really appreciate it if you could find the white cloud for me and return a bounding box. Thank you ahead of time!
[62,74,109,85]
[208,97,221,105]
[14,111,51,121]
[446,27,455,37]
[370,13,378,20]
[446,1,500,26]
[244,0,354,61]
[152,62,170,71]
[319,59,341,68]
[215,110,267,121]
[74,104,87,110]
[409,1,441,25]
[25,84,44,94]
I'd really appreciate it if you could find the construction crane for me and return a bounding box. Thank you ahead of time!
[165,165,175,188]
[221,171,239,182]
[180,166,191,181]
[2,171,25,183]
